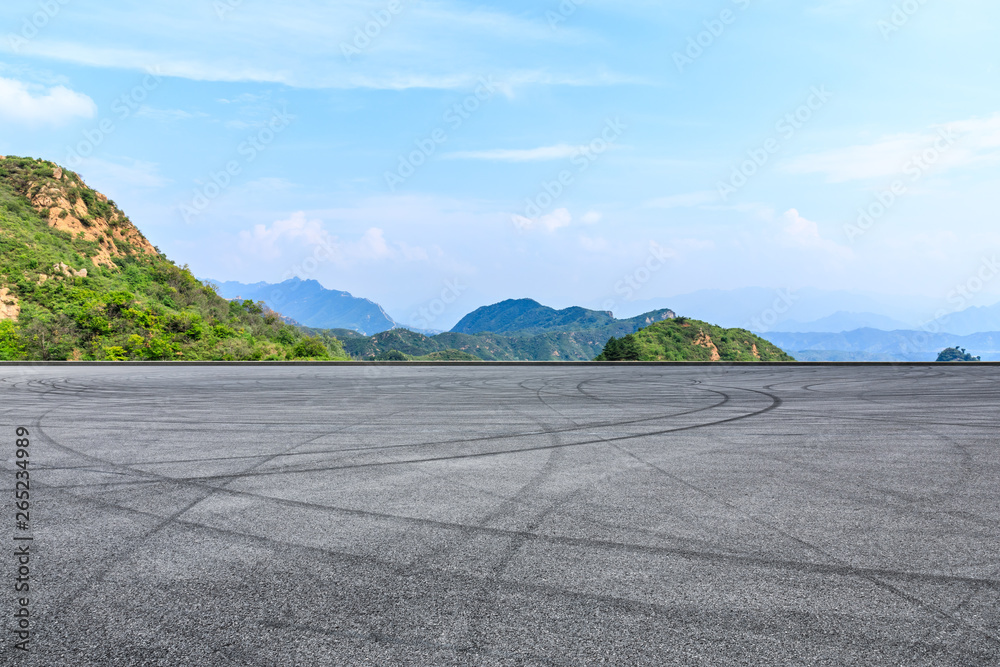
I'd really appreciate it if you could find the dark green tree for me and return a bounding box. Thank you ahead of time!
[936,346,980,362]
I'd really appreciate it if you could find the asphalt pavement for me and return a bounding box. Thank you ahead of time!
[1,364,998,665]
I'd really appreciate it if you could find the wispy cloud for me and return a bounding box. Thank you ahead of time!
[781,115,1000,182]
[443,145,585,162]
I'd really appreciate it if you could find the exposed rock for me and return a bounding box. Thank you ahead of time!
[53,167,63,180]
[693,330,722,361]
[0,287,20,321]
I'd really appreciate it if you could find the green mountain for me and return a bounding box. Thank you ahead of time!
[597,317,795,362]
[309,326,615,361]
[0,156,347,361]
[451,298,676,336]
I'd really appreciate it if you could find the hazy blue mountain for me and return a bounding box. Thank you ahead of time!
[451,298,676,336]
[762,328,1000,362]
[208,278,398,335]
[771,311,914,333]
[934,302,1000,336]
[612,288,927,330]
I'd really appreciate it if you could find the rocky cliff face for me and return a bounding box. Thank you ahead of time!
[2,156,157,268]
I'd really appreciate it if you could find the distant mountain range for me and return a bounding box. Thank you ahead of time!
[452,298,676,336]
[208,278,399,335]
[769,311,914,333]
[764,329,1000,362]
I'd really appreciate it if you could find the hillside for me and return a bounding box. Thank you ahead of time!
[210,278,398,335]
[452,298,676,336]
[0,156,347,361]
[597,317,794,362]
[309,326,616,361]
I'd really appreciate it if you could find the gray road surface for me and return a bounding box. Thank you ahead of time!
[1,364,999,665]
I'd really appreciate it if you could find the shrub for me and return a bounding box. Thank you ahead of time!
[292,336,330,359]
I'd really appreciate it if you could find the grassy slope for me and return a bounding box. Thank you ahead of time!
[0,156,347,361]
[618,318,795,361]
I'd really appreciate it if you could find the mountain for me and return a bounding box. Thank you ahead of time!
[770,311,914,333]
[763,328,1000,362]
[934,302,1000,336]
[596,318,794,362]
[0,156,347,361]
[208,278,398,335]
[451,298,676,336]
[613,288,928,330]
[310,326,619,361]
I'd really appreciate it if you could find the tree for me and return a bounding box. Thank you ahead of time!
[936,346,980,362]
[596,334,640,361]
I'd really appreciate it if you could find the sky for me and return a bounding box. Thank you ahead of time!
[1,0,998,329]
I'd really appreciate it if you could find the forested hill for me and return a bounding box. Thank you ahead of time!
[0,156,346,361]
[451,298,676,336]
[596,317,795,362]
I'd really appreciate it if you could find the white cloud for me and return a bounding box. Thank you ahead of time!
[444,144,585,162]
[135,106,207,122]
[237,212,428,265]
[781,115,1000,182]
[779,209,852,260]
[512,207,573,233]
[581,211,602,224]
[0,1,637,92]
[0,77,95,126]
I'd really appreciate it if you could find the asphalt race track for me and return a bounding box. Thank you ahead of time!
[1,364,999,665]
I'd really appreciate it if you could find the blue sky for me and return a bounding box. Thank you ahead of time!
[1,0,998,328]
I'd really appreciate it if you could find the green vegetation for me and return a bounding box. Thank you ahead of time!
[936,346,980,362]
[0,156,348,361]
[307,326,614,361]
[452,297,676,337]
[596,317,795,362]
[594,334,640,361]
